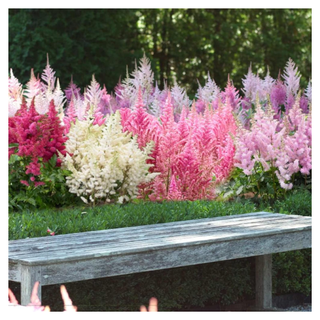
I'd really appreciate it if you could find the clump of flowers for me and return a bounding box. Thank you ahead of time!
[121,90,237,201]
[60,108,158,204]
[9,99,67,185]
[234,94,311,199]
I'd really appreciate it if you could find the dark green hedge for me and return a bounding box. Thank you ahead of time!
[8,189,311,311]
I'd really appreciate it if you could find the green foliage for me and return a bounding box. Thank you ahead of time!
[217,166,287,205]
[9,199,257,240]
[273,249,311,297]
[9,153,80,212]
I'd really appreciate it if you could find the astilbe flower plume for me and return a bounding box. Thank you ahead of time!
[121,92,237,201]
[8,69,23,117]
[60,108,158,204]
[9,99,67,184]
[234,96,311,190]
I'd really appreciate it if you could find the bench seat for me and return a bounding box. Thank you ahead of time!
[8,212,311,309]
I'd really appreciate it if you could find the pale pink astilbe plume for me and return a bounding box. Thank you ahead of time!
[282,58,301,97]
[149,82,163,117]
[8,69,23,100]
[25,69,42,106]
[305,80,312,103]
[283,96,311,176]
[171,81,190,120]
[167,175,184,201]
[262,67,275,96]
[235,103,284,176]
[116,54,155,111]
[195,73,220,114]
[235,97,311,190]
[242,63,263,102]
[41,54,56,92]
[85,75,103,110]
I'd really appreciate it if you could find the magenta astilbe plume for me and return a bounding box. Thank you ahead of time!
[64,77,82,102]
[9,99,67,181]
[221,75,241,112]
[270,76,287,114]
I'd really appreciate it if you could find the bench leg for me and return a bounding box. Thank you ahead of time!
[20,265,42,306]
[255,254,272,310]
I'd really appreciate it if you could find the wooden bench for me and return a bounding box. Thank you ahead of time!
[8,212,311,309]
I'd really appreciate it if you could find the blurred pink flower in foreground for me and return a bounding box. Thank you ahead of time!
[8,281,158,312]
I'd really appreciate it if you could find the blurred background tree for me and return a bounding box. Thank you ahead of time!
[9,8,311,97]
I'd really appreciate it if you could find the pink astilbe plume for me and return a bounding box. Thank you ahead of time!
[235,96,311,190]
[121,91,237,201]
[167,175,183,200]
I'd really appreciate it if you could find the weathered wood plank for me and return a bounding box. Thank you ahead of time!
[9,213,310,256]
[9,219,311,265]
[33,230,310,285]
[8,212,281,248]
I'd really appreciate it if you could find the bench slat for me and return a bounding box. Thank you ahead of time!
[9,213,311,265]
[9,212,304,252]
[8,213,305,256]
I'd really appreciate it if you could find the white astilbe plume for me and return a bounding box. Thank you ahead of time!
[117,54,155,109]
[282,58,301,96]
[41,54,56,92]
[61,110,158,204]
[85,75,103,110]
[196,72,220,104]
[149,82,162,117]
[8,69,23,117]
[305,80,312,103]
[242,63,257,100]
[262,67,275,97]
[171,81,190,115]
